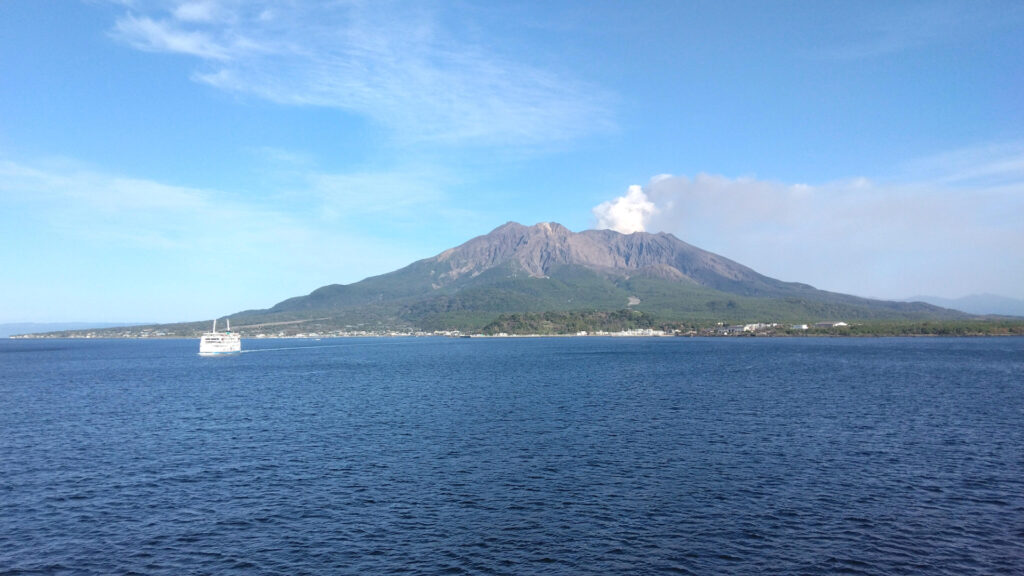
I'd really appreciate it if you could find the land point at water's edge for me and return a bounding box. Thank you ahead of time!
[14,222,1024,339]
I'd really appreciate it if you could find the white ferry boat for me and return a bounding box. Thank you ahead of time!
[199,319,241,356]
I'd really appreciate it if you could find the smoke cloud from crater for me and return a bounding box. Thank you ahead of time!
[592,184,656,234]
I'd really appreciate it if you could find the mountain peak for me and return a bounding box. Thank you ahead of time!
[428,221,780,290]
[488,221,571,236]
[263,219,968,327]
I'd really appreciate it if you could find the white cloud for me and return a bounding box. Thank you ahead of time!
[0,155,462,253]
[592,147,1024,299]
[0,156,458,321]
[1,157,285,250]
[173,1,220,23]
[113,14,235,60]
[592,185,656,234]
[108,1,612,145]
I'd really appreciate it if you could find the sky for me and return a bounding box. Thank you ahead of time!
[1,0,1022,323]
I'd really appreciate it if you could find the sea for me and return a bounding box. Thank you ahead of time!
[1,336,1022,575]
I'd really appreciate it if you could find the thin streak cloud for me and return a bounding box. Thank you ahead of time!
[109,1,613,145]
[114,14,236,61]
[0,156,455,320]
[807,2,1024,61]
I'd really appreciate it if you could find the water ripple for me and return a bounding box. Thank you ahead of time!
[1,337,1022,574]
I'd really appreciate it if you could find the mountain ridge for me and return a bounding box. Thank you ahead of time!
[253,221,961,330]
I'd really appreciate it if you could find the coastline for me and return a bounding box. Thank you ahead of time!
[9,330,1024,340]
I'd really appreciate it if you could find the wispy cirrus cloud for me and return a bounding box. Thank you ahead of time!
[172,1,222,23]
[810,2,1024,60]
[0,154,463,320]
[899,142,1024,188]
[114,14,237,60]
[0,154,465,255]
[1,156,290,250]
[108,1,612,145]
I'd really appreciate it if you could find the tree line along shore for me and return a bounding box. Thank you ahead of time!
[10,310,1024,339]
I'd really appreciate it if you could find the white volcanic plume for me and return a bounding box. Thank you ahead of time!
[592,184,656,234]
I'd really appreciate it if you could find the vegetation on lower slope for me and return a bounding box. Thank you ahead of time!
[481,309,668,335]
[833,319,1024,336]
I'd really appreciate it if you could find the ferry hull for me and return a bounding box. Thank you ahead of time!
[199,319,242,356]
[198,349,241,357]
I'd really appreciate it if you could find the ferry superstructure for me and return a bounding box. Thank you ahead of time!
[198,319,241,356]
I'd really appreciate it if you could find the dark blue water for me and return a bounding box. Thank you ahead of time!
[1,337,1022,575]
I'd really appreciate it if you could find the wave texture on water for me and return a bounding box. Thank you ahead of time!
[1,337,1022,575]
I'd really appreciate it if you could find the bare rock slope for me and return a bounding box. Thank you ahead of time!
[427,221,809,296]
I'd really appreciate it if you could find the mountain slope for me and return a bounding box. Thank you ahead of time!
[244,221,963,330]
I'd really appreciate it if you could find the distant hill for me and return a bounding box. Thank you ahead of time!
[226,221,964,332]
[0,322,140,338]
[906,294,1024,317]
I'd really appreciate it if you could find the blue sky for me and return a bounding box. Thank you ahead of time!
[1,1,1022,323]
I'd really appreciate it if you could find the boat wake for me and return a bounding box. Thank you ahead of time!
[241,343,353,354]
